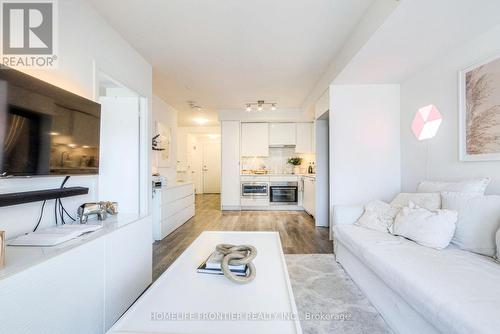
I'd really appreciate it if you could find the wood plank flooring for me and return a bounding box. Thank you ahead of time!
[153,194,332,280]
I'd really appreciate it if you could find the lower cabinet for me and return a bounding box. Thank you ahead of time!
[303,177,316,217]
[153,183,195,241]
[104,216,152,330]
[0,216,152,334]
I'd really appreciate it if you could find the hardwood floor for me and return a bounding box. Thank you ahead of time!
[153,194,332,280]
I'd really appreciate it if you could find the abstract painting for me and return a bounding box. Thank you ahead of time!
[156,121,171,167]
[460,55,500,161]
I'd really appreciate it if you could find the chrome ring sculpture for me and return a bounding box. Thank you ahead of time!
[216,244,257,284]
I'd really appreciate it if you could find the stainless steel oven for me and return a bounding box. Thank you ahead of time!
[270,181,298,205]
[241,182,269,198]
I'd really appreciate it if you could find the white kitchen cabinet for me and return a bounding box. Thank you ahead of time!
[221,121,241,209]
[153,182,195,240]
[295,122,314,153]
[269,123,296,146]
[303,177,316,217]
[241,123,269,157]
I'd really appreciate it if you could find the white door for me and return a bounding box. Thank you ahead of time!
[202,141,221,193]
[99,97,140,214]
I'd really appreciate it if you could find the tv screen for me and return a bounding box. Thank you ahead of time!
[0,68,101,176]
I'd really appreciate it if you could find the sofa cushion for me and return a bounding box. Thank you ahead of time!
[497,228,500,261]
[441,192,500,257]
[334,224,500,334]
[355,200,398,232]
[390,192,441,210]
[417,178,490,195]
[392,203,457,249]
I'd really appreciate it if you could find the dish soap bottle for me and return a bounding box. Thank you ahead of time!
[308,162,313,174]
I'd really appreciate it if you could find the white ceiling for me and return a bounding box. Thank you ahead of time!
[335,0,500,84]
[87,0,375,125]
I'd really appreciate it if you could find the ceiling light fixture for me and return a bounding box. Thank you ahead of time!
[244,100,277,112]
[188,101,203,111]
[193,118,208,125]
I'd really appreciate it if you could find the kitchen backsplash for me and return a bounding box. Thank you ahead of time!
[241,147,315,174]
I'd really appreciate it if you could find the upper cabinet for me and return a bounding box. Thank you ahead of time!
[295,122,314,153]
[269,123,296,146]
[241,123,269,157]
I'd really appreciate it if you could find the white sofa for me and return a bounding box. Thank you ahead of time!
[333,205,500,334]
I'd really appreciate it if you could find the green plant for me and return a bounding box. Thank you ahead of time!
[287,157,303,166]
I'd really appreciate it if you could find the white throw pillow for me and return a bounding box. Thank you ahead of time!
[392,202,457,249]
[417,178,490,195]
[356,200,399,233]
[390,193,441,211]
[441,192,500,257]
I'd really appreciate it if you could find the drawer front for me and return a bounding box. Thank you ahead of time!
[163,184,194,203]
[161,204,195,238]
[241,197,269,206]
[161,194,194,218]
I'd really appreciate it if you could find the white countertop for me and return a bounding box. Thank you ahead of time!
[0,213,145,281]
[163,181,193,190]
[241,173,316,178]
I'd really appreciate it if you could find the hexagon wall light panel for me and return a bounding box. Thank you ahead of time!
[411,105,442,140]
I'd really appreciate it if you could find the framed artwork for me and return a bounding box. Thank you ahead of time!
[155,121,171,167]
[459,54,500,161]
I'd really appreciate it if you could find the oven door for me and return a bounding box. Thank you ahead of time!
[270,186,298,204]
[241,183,269,197]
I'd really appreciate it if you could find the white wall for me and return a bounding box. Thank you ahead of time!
[401,24,500,195]
[0,0,152,238]
[152,95,178,182]
[330,84,401,207]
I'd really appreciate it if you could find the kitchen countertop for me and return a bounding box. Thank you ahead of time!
[0,213,145,281]
[240,173,316,178]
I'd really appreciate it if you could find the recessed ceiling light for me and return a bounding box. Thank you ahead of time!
[49,132,59,136]
[193,118,208,125]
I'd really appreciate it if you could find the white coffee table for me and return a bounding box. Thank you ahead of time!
[108,231,302,334]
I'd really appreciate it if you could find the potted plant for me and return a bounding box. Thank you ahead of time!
[287,157,303,174]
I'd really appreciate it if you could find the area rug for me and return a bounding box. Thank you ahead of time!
[285,254,392,334]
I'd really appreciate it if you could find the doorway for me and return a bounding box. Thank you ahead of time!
[202,141,221,193]
[97,72,147,215]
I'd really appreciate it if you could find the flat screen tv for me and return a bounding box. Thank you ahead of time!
[0,68,101,176]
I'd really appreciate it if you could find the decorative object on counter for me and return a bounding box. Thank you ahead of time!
[198,244,257,284]
[0,231,5,268]
[287,157,303,174]
[77,201,117,224]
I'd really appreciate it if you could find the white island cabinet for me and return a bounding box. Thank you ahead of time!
[153,182,195,241]
[0,214,152,334]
